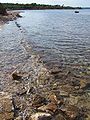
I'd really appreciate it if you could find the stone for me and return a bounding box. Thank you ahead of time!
[30,112,52,120]
[14,116,23,120]
[12,72,22,80]
[50,68,61,74]
[80,80,87,89]
[0,92,14,120]
[86,116,90,120]
[62,105,79,119]
[16,87,27,96]
[60,90,69,97]
[38,102,57,113]
[32,94,46,108]
[69,95,79,105]
[54,114,66,120]
[0,112,14,120]
[61,84,73,94]
[48,94,58,104]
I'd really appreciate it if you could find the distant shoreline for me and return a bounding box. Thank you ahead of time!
[2,3,82,10]
[0,11,21,25]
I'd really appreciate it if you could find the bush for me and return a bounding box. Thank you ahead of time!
[0,3,7,15]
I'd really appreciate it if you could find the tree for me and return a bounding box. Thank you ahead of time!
[0,3,7,15]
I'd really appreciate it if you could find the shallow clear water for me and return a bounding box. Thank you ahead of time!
[18,10,90,67]
[0,9,90,76]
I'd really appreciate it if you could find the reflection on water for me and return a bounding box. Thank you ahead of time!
[0,9,90,81]
[18,10,90,70]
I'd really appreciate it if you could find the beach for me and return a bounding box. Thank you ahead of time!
[0,10,90,120]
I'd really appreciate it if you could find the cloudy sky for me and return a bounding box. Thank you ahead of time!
[0,0,90,7]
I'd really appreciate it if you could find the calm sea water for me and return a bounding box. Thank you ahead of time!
[0,9,90,74]
[19,9,90,67]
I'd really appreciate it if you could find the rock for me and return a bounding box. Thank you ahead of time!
[60,90,69,97]
[16,87,27,96]
[12,72,22,80]
[86,116,90,120]
[82,83,90,90]
[0,112,14,120]
[69,95,79,105]
[30,112,52,120]
[48,94,58,104]
[50,68,61,74]
[38,102,57,113]
[16,13,22,18]
[80,80,87,89]
[53,114,66,120]
[32,94,46,108]
[61,84,73,94]
[14,116,23,120]
[27,86,36,94]
[62,105,79,119]
[0,92,14,120]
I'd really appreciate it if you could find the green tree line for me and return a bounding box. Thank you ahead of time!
[1,3,81,10]
[0,3,7,15]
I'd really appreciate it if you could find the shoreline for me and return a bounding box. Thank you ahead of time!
[0,11,22,25]
[0,12,90,120]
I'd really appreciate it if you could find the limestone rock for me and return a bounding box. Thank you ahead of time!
[30,112,52,120]
[14,116,23,120]
[0,92,14,120]
[32,94,46,108]
[60,90,69,97]
[54,114,66,120]
[38,102,57,113]
[48,94,58,104]
[12,72,22,80]
[62,105,79,119]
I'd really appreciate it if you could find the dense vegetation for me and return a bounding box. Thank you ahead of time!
[2,3,81,10]
[0,3,7,15]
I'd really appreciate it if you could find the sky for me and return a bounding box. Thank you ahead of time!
[0,0,90,7]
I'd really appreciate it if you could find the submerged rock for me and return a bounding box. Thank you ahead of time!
[38,102,57,113]
[53,114,66,120]
[62,105,79,119]
[32,94,46,108]
[12,72,22,80]
[30,112,52,120]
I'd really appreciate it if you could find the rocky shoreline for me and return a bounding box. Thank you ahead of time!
[0,11,22,25]
[0,51,90,120]
[0,12,90,120]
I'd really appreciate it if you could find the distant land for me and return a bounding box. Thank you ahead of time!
[2,3,82,10]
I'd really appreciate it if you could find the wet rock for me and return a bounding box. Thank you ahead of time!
[62,105,79,119]
[12,96,21,110]
[12,72,22,80]
[0,92,14,120]
[82,83,90,90]
[48,94,58,104]
[16,13,22,18]
[14,116,23,120]
[50,68,61,74]
[60,90,69,97]
[27,86,36,94]
[53,114,66,120]
[38,102,57,113]
[30,112,52,120]
[61,84,73,93]
[86,116,90,120]
[69,95,79,105]
[16,87,27,96]
[79,79,87,89]
[32,94,46,108]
